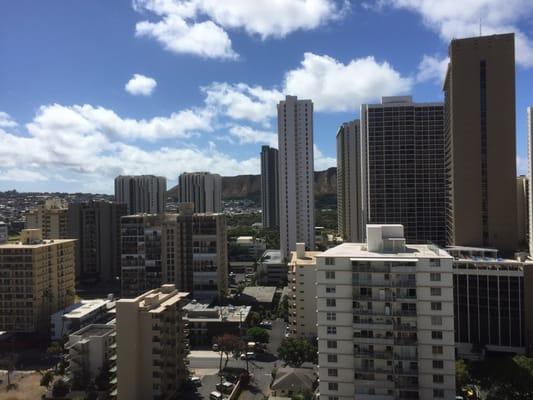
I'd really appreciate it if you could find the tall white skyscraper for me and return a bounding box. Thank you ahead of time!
[527,107,533,256]
[114,175,166,215]
[278,95,315,259]
[178,172,222,213]
[336,120,362,242]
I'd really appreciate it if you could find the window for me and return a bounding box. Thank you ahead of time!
[326,271,335,279]
[433,389,444,398]
[326,287,336,294]
[432,331,443,340]
[325,257,335,265]
[328,397,339,400]
[431,302,442,311]
[327,354,338,363]
[432,345,443,355]
[430,272,441,282]
[326,312,336,321]
[328,368,338,377]
[430,287,441,296]
[433,375,444,384]
[327,326,337,334]
[328,382,338,391]
[327,340,337,349]
[433,360,444,369]
[431,316,443,325]
[326,299,336,307]
[430,259,441,268]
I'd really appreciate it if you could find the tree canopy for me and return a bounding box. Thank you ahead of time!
[277,337,317,367]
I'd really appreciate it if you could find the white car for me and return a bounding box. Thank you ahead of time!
[189,376,201,386]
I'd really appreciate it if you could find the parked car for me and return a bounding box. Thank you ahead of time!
[189,376,201,386]
[210,391,224,400]
[216,381,235,394]
[259,320,272,329]
[212,343,219,351]
[240,351,256,360]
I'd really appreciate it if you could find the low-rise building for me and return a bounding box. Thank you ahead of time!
[0,229,76,333]
[237,286,277,309]
[67,323,116,387]
[116,284,189,400]
[288,244,319,338]
[257,250,287,287]
[51,297,115,340]
[183,302,251,347]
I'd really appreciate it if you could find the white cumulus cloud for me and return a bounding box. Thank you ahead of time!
[132,0,347,59]
[0,169,48,182]
[125,73,158,96]
[378,0,533,67]
[416,54,449,84]
[0,111,18,128]
[228,125,277,147]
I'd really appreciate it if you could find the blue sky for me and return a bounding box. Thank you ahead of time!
[1,0,532,193]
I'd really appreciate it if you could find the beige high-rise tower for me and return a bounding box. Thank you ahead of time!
[25,197,68,239]
[444,33,517,253]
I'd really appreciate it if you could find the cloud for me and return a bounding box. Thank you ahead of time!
[416,54,449,84]
[228,125,277,147]
[378,0,533,67]
[0,169,48,182]
[203,82,282,124]
[125,74,158,96]
[0,112,17,128]
[132,0,347,59]
[517,155,528,176]
[284,52,412,112]
[314,145,336,170]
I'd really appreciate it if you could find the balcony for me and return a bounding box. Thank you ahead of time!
[394,367,418,376]
[354,350,393,359]
[394,337,417,346]
[354,366,393,374]
[393,324,417,332]
[393,353,418,361]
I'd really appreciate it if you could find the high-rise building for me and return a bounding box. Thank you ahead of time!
[517,176,529,249]
[447,246,529,357]
[120,214,164,297]
[444,33,517,253]
[25,197,69,239]
[0,229,76,333]
[114,175,167,215]
[178,172,222,213]
[336,120,362,242]
[67,200,127,284]
[116,284,189,400]
[527,107,533,257]
[121,207,228,300]
[278,95,315,259]
[316,225,456,400]
[162,204,228,300]
[260,145,280,229]
[361,96,446,246]
[288,243,319,338]
[0,221,7,244]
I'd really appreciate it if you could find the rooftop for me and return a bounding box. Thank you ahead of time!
[290,251,321,266]
[61,299,113,320]
[241,286,277,303]
[71,324,115,339]
[319,242,450,259]
[260,250,283,265]
[183,302,251,322]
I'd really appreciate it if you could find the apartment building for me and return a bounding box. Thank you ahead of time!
[116,284,189,400]
[278,95,315,259]
[448,246,529,357]
[517,176,529,249]
[261,145,280,229]
[257,250,287,287]
[25,197,68,239]
[67,323,116,387]
[337,120,363,242]
[361,97,446,246]
[288,243,319,338]
[445,33,517,253]
[161,206,228,300]
[316,225,455,400]
[0,229,76,333]
[121,214,164,297]
[114,175,166,215]
[178,172,222,213]
[67,200,126,284]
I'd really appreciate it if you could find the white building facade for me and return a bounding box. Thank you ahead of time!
[278,95,315,259]
[316,225,456,400]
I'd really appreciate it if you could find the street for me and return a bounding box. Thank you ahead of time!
[184,319,286,400]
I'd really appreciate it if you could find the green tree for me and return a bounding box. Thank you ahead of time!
[247,327,269,343]
[277,337,317,367]
[40,370,54,388]
[277,295,289,321]
[214,334,243,372]
[52,379,70,398]
[456,359,469,393]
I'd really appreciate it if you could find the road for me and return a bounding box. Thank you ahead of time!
[182,319,287,400]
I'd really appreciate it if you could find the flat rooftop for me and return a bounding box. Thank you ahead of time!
[71,324,114,339]
[260,250,283,265]
[55,299,113,320]
[290,251,321,266]
[0,238,75,249]
[319,242,450,259]
[184,302,251,322]
[242,286,277,303]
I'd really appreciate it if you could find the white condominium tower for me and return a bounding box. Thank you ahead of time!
[337,120,363,242]
[178,172,222,213]
[278,95,315,259]
[316,224,456,400]
[114,175,167,215]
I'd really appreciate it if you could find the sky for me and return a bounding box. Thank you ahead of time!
[1,0,532,194]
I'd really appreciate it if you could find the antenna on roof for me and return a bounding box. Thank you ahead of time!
[479,16,482,36]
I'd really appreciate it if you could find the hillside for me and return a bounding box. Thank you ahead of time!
[168,167,337,206]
